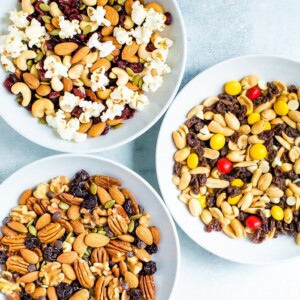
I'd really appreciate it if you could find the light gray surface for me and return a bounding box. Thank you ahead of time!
[2,0,300,299]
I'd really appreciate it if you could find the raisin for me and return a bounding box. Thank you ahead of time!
[71,281,82,293]
[82,195,97,210]
[141,261,157,275]
[123,199,133,216]
[288,85,298,93]
[21,294,32,300]
[285,126,299,138]
[204,220,222,232]
[146,243,158,254]
[185,117,200,128]
[128,289,142,300]
[186,132,200,148]
[0,251,7,264]
[56,283,73,300]
[25,236,41,249]
[164,12,172,25]
[44,247,61,262]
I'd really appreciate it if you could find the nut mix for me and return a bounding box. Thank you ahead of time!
[1,0,173,142]
[172,75,300,244]
[0,170,160,299]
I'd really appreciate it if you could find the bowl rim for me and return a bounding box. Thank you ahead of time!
[0,153,181,297]
[0,0,187,153]
[155,54,300,265]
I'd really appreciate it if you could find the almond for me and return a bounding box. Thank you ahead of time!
[88,122,106,137]
[109,187,125,205]
[136,225,153,245]
[62,264,76,281]
[125,55,139,63]
[37,84,51,96]
[97,0,108,5]
[90,58,111,72]
[133,247,151,262]
[67,205,81,220]
[101,25,114,36]
[70,289,89,300]
[122,41,139,61]
[62,77,73,92]
[57,251,78,264]
[19,271,39,283]
[54,42,79,56]
[125,271,139,288]
[71,46,90,64]
[23,73,40,90]
[149,226,160,245]
[73,232,87,257]
[125,0,134,14]
[47,286,58,300]
[97,186,112,205]
[2,225,17,236]
[19,189,32,205]
[104,5,119,26]
[36,213,51,230]
[78,121,93,134]
[70,219,85,234]
[20,249,39,264]
[84,233,110,248]
[7,221,28,233]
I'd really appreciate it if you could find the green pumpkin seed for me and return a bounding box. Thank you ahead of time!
[117,0,126,4]
[138,78,143,89]
[84,249,91,256]
[104,200,116,209]
[29,225,37,236]
[42,15,51,24]
[35,94,43,99]
[16,96,23,103]
[27,220,34,227]
[130,214,142,220]
[126,67,135,77]
[133,75,141,86]
[66,232,74,242]
[40,3,50,11]
[42,285,48,288]
[113,4,122,11]
[36,262,40,270]
[40,81,50,85]
[106,54,114,61]
[50,29,60,36]
[139,58,146,64]
[39,117,46,124]
[59,202,70,210]
[97,228,104,233]
[98,230,106,236]
[80,4,86,10]
[35,52,44,63]
[128,220,135,233]
[27,60,33,67]
[83,25,92,35]
[92,227,98,233]
[112,123,124,129]
[109,0,115,5]
[40,261,46,269]
[90,182,98,195]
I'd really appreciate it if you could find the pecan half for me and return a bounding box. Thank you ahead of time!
[91,248,109,264]
[59,193,84,206]
[37,223,65,244]
[6,256,29,275]
[140,275,156,300]
[1,236,26,251]
[107,213,128,236]
[94,176,121,189]
[73,259,95,289]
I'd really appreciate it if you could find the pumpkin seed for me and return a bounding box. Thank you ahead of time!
[130,214,142,220]
[80,4,86,10]
[83,25,92,35]
[92,227,98,233]
[138,78,143,89]
[50,29,60,36]
[126,67,135,77]
[113,4,122,11]
[104,200,116,209]
[106,54,114,61]
[29,225,37,236]
[90,182,98,195]
[59,202,70,210]
[27,219,34,227]
[16,97,23,103]
[35,94,43,99]
[39,117,46,124]
[36,262,40,270]
[139,58,146,64]
[35,52,44,63]
[40,261,46,269]
[98,230,106,236]
[128,220,134,233]
[27,60,33,67]
[112,123,124,129]
[40,3,50,11]
[66,232,74,242]
[109,0,115,5]
[117,0,126,4]
[133,75,141,86]
[42,15,51,24]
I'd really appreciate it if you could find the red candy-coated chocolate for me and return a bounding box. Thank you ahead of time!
[247,86,261,101]
[217,158,233,174]
[245,216,262,230]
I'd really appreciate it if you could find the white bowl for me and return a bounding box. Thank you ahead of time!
[0,1,186,153]
[0,154,180,299]
[156,55,300,264]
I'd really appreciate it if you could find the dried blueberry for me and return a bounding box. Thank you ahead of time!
[0,251,7,264]
[123,199,133,216]
[146,243,158,254]
[71,281,82,293]
[52,212,62,222]
[56,283,73,300]
[104,226,114,238]
[25,236,41,249]
[28,264,36,272]
[128,289,142,300]
[55,240,63,250]
[2,217,10,225]
[44,247,61,262]
[74,170,90,182]
[21,293,32,300]
[82,195,97,210]
[141,261,157,275]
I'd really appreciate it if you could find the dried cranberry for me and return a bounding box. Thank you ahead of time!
[117,60,128,70]
[4,74,19,93]
[0,251,7,264]
[44,247,61,262]
[56,283,73,300]
[164,12,172,25]
[130,63,144,73]
[120,105,135,120]
[128,289,142,300]
[73,88,85,99]
[49,92,61,100]
[82,195,97,210]
[142,261,157,275]
[119,13,126,27]
[35,1,45,15]
[101,125,110,135]
[146,243,158,254]
[146,43,156,52]
[25,236,41,249]
[71,106,84,118]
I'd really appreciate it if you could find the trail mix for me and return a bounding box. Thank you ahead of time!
[1,0,173,142]
[172,74,300,244]
[0,170,160,299]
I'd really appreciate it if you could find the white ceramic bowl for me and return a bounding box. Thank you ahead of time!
[0,154,180,299]
[156,55,300,264]
[0,1,186,153]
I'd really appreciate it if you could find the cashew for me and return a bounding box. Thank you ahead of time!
[111,67,129,86]
[11,82,32,107]
[80,21,99,33]
[16,50,37,71]
[31,99,55,118]
[68,64,84,80]
[22,0,34,15]
[63,56,72,68]
[82,0,97,5]
[80,69,92,87]
[51,76,64,92]
[49,2,63,17]
[82,51,99,66]
[138,43,152,61]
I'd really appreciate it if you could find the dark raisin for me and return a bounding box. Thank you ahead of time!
[71,281,82,293]
[195,146,204,158]
[288,85,298,93]
[56,283,73,300]
[146,243,158,254]
[285,126,299,138]
[71,186,83,197]
[204,220,222,232]
[206,194,216,207]
[141,261,157,275]
[82,195,97,210]
[44,247,61,262]
[21,294,33,300]
[186,132,200,148]
[117,60,128,69]
[25,236,41,249]
[123,199,133,216]
[130,62,144,73]
[227,186,240,198]
[273,123,286,135]
[164,12,172,25]
[185,116,200,128]
[104,226,114,238]
[0,251,7,264]
[128,289,142,300]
